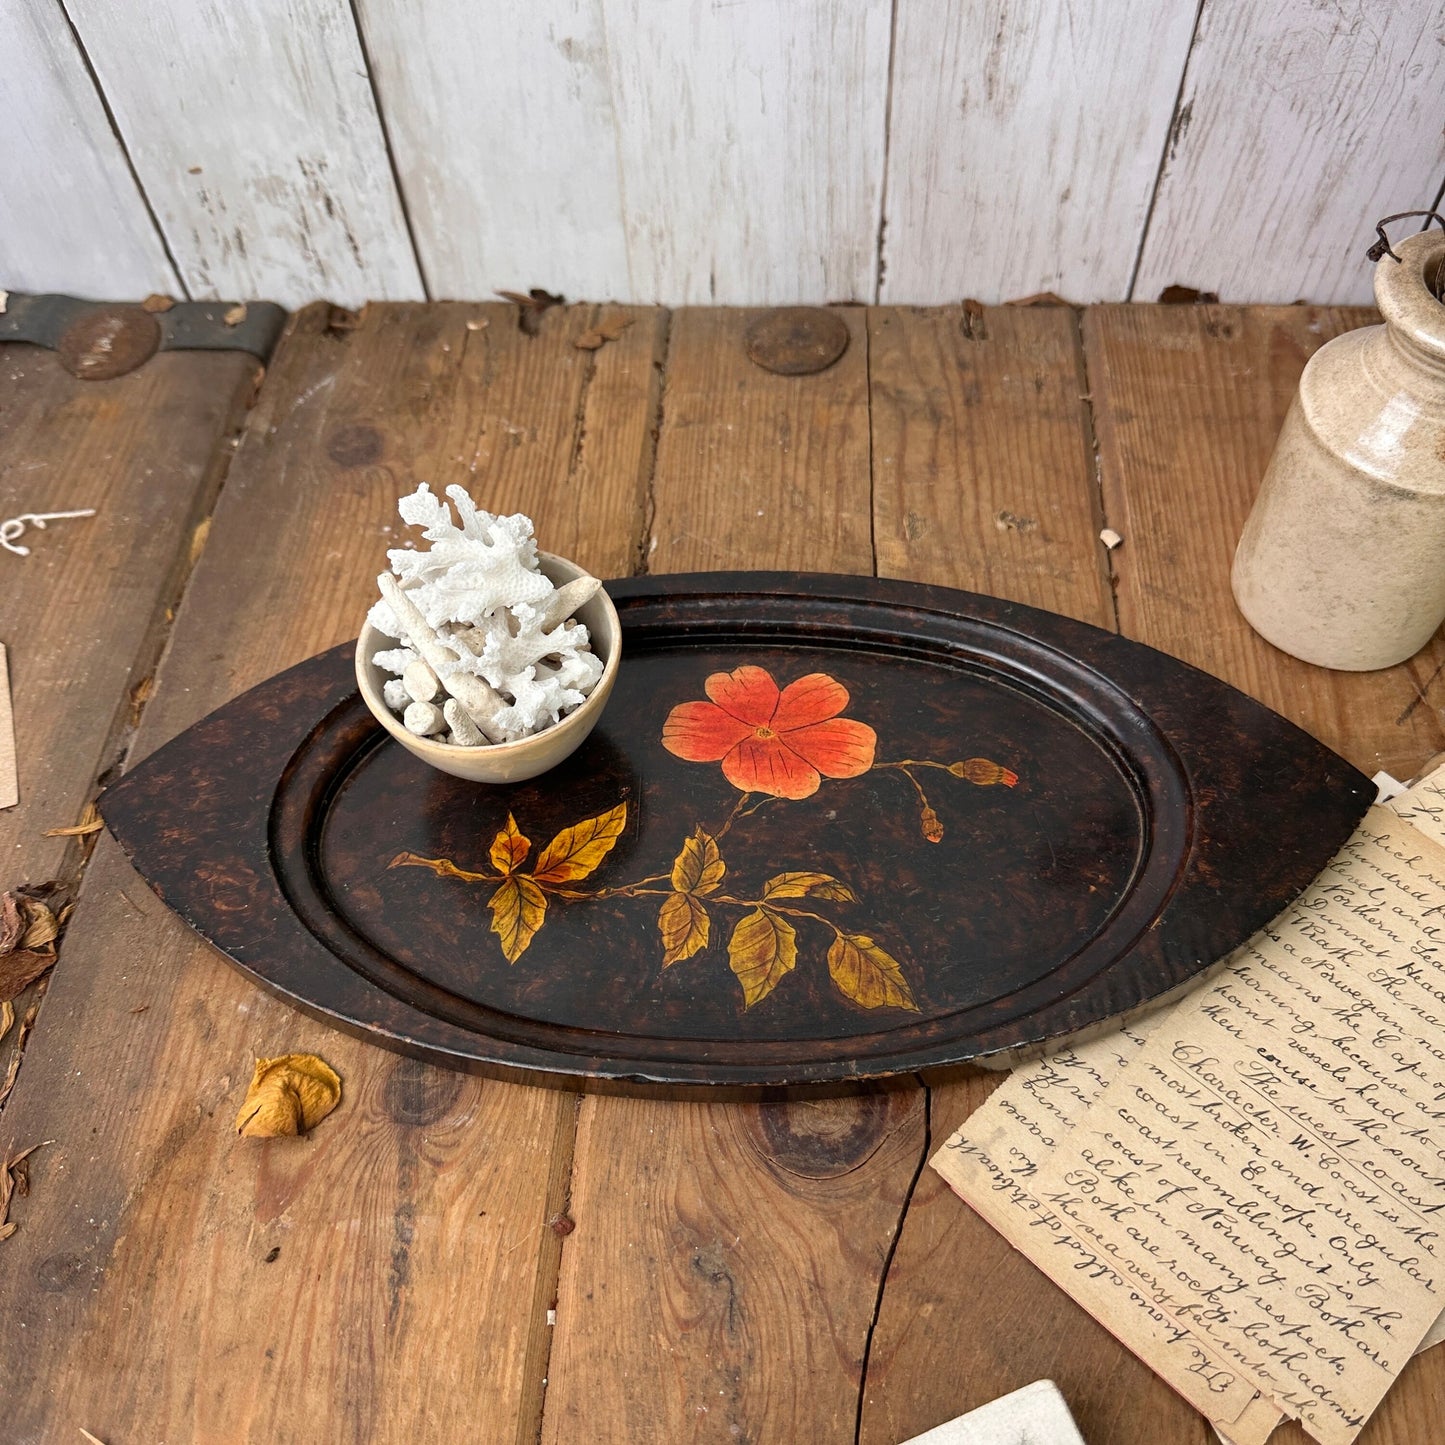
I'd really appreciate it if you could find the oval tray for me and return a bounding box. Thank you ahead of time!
[100,572,1373,1090]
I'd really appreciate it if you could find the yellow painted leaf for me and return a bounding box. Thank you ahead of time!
[489,813,530,875]
[670,828,725,896]
[728,908,797,1009]
[762,871,856,902]
[658,892,709,965]
[488,876,547,962]
[826,933,918,1011]
[235,1054,342,1137]
[532,803,628,884]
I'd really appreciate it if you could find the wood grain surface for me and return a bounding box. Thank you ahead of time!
[858,304,1203,1445]
[0,301,660,1444]
[542,307,929,1442]
[881,0,1197,304]
[61,0,423,308]
[1087,304,1445,779]
[354,0,631,300]
[1133,2,1445,305]
[3,301,1441,1445]
[602,2,892,305]
[0,0,179,298]
[0,343,256,887]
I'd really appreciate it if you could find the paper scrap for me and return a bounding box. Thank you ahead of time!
[935,787,1445,1445]
[0,645,15,810]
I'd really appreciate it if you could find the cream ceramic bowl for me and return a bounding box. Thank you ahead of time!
[355,552,621,783]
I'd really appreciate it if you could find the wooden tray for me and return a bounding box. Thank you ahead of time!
[100,572,1373,1090]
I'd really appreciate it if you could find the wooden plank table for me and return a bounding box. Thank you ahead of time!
[2,301,1442,1445]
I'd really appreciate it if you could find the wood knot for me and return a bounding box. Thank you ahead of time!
[382,1056,463,1126]
[748,1090,895,1179]
[35,1250,91,1293]
[326,424,384,468]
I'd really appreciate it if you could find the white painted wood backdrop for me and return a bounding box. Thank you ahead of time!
[2,0,1442,308]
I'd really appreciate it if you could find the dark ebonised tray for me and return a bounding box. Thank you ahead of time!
[100,572,1373,1090]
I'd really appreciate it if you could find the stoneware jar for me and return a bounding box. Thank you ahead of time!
[1232,228,1445,670]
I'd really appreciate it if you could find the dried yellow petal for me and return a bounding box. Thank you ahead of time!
[235,1054,342,1138]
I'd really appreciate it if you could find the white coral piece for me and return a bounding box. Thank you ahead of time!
[387,484,550,628]
[373,484,604,742]
[373,647,419,674]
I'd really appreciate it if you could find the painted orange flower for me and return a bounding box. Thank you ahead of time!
[662,666,877,800]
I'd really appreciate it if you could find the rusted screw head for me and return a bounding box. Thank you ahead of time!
[57,306,161,380]
[744,307,850,376]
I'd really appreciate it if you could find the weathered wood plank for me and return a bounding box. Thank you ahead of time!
[858,305,1201,1445]
[63,0,423,308]
[1087,304,1445,778]
[869,305,1113,623]
[0,302,662,1444]
[0,344,256,887]
[542,307,928,1444]
[1133,2,1445,304]
[603,1,892,304]
[353,0,630,300]
[0,0,180,298]
[880,1,1196,304]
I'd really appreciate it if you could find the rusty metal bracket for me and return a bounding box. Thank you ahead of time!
[0,293,288,379]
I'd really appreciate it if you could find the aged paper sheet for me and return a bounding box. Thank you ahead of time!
[935,802,1445,1445]
[937,1027,1283,1445]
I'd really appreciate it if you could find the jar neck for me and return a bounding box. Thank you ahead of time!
[1374,230,1445,377]
[1382,323,1445,381]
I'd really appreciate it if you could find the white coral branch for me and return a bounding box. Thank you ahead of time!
[372,484,604,742]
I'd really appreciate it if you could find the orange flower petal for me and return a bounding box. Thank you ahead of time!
[662,701,755,762]
[722,737,821,799]
[772,673,850,731]
[704,666,779,726]
[782,718,877,779]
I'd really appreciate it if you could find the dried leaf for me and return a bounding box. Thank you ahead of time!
[0,948,56,1004]
[761,871,856,902]
[658,892,709,966]
[826,933,918,1011]
[188,515,212,566]
[488,876,547,963]
[0,893,22,953]
[18,897,57,950]
[670,829,725,896]
[728,908,797,1008]
[496,288,565,337]
[574,316,634,350]
[489,813,530,875]
[0,1138,52,1243]
[223,303,247,326]
[235,1054,342,1138]
[0,1003,38,1109]
[532,803,627,884]
[79,1429,108,1445]
[44,801,102,837]
[140,294,176,313]
[0,999,13,1044]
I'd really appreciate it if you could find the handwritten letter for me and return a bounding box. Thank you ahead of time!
[935,805,1445,1445]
